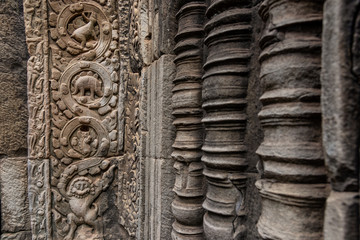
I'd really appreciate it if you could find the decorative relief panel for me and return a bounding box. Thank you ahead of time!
[24,0,130,239]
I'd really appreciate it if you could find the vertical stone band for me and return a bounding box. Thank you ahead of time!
[202,0,252,239]
[322,0,360,239]
[256,0,328,239]
[24,0,126,239]
[171,1,206,239]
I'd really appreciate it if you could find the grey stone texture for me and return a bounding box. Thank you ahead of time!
[0,0,29,239]
[139,0,177,65]
[139,54,176,240]
[0,0,28,156]
[256,0,328,239]
[1,231,31,240]
[322,0,360,239]
[324,191,359,240]
[0,158,30,233]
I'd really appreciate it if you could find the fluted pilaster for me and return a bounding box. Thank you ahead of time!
[171,1,206,239]
[202,0,253,239]
[256,0,328,239]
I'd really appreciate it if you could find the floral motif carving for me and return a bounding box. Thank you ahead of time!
[28,160,50,240]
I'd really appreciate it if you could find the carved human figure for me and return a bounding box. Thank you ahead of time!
[58,165,116,240]
[71,12,98,49]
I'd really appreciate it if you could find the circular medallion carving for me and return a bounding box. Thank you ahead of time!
[60,61,113,112]
[57,2,112,56]
[60,117,110,159]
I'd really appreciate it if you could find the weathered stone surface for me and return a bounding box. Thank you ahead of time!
[0,157,30,233]
[321,1,360,239]
[243,3,264,239]
[0,0,356,239]
[1,231,31,240]
[139,54,176,240]
[139,0,177,65]
[202,0,253,239]
[143,55,176,159]
[143,157,175,239]
[324,191,359,240]
[0,0,28,156]
[256,0,329,239]
[322,0,360,194]
[24,0,132,239]
[171,2,206,239]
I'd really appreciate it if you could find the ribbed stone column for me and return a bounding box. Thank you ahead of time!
[171,1,206,239]
[202,0,252,239]
[256,0,328,239]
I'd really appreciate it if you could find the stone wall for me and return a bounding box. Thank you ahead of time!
[0,0,359,240]
[0,0,30,239]
[138,1,177,239]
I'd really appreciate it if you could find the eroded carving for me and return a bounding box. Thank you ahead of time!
[60,117,110,160]
[25,0,125,239]
[28,160,50,240]
[56,2,111,56]
[59,61,113,113]
[53,158,117,240]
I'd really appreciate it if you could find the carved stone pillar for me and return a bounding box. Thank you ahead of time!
[171,1,206,239]
[322,0,360,239]
[256,0,328,239]
[24,0,134,239]
[202,1,252,239]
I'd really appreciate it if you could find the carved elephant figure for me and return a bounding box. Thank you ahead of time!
[72,75,103,99]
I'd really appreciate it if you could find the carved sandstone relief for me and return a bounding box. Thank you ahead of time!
[117,0,141,237]
[256,0,328,239]
[201,0,253,239]
[24,0,128,239]
[171,1,206,239]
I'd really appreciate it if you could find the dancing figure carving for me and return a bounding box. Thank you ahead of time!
[56,161,116,240]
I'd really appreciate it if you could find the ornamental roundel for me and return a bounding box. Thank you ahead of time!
[57,2,112,57]
[60,116,110,159]
[59,61,113,114]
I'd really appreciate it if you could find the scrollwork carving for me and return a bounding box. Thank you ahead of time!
[25,0,125,239]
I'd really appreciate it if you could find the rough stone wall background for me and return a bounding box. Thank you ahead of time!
[322,0,360,239]
[243,1,263,239]
[138,0,177,239]
[0,0,30,239]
